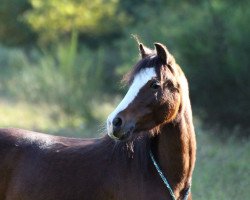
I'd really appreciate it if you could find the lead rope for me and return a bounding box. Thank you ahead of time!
[149,150,191,200]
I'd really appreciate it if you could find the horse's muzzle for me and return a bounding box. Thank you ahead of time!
[107,116,135,140]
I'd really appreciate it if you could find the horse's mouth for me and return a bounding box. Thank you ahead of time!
[106,115,136,141]
[118,130,133,140]
[108,125,135,141]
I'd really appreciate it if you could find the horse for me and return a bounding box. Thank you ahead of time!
[0,42,196,200]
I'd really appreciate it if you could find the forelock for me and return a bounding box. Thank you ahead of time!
[122,54,163,86]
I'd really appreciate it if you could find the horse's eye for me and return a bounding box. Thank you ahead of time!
[150,81,160,89]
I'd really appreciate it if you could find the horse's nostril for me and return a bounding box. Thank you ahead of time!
[112,117,122,128]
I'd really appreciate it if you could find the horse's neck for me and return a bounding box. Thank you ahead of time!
[156,101,196,197]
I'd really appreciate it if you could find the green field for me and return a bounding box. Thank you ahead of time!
[0,100,248,200]
[193,125,249,199]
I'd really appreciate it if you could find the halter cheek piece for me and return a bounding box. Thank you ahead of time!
[149,150,191,200]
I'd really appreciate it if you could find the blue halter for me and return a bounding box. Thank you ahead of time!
[149,150,191,200]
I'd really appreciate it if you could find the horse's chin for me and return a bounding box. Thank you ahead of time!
[119,131,131,140]
[108,126,154,142]
[107,130,133,141]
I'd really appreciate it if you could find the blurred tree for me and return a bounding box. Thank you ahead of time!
[24,0,127,45]
[0,0,36,46]
[0,0,249,134]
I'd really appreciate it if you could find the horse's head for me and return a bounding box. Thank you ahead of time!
[107,42,188,140]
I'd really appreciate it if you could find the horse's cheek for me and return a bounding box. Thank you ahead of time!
[173,92,181,110]
[158,91,179,122]
[167,92,181,121]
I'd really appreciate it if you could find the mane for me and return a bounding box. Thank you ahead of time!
[122,54,163,86]
[106,132,153,175]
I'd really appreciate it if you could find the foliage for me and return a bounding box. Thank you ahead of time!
[0,0,36,46]
[176,1,250,133]
[116,0,250,134]
[0,32,118,128]
[23,0,127,44]
[0,0,249,135]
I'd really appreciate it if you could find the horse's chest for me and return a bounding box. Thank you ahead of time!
[103,173,171,200]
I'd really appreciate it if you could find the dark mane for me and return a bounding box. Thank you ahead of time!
[122,54,163,85]
[109,133,152,175]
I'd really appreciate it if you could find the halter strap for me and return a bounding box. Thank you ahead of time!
[149,150,191,200]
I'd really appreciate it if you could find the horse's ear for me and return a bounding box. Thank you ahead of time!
[154,43,169,64]
[139,43,152,58]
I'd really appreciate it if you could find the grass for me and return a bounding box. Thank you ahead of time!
[192,126,249,199]
[0,97,113,137]
[0,99,72,133]
[0,98,249,199]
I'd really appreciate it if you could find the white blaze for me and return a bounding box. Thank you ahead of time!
[107,67,156,138]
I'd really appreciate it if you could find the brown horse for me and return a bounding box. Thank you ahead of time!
[0,42,196,200]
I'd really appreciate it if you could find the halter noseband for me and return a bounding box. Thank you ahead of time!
[149,150,191,200]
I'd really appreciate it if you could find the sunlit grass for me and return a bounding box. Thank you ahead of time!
[0,97,114,137]
[192,126,249,199]
[0,99,70,133]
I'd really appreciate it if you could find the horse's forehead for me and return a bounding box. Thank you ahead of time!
[136,67,156,77]
[106,67,156,129]
[132,67,157,85]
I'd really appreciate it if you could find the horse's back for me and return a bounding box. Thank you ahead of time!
[0,128,114,200]
[0,128,97,146]
[0,128,25,200]
[0,128,174,200]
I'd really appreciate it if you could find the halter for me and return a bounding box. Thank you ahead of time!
[149,150,191,200]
